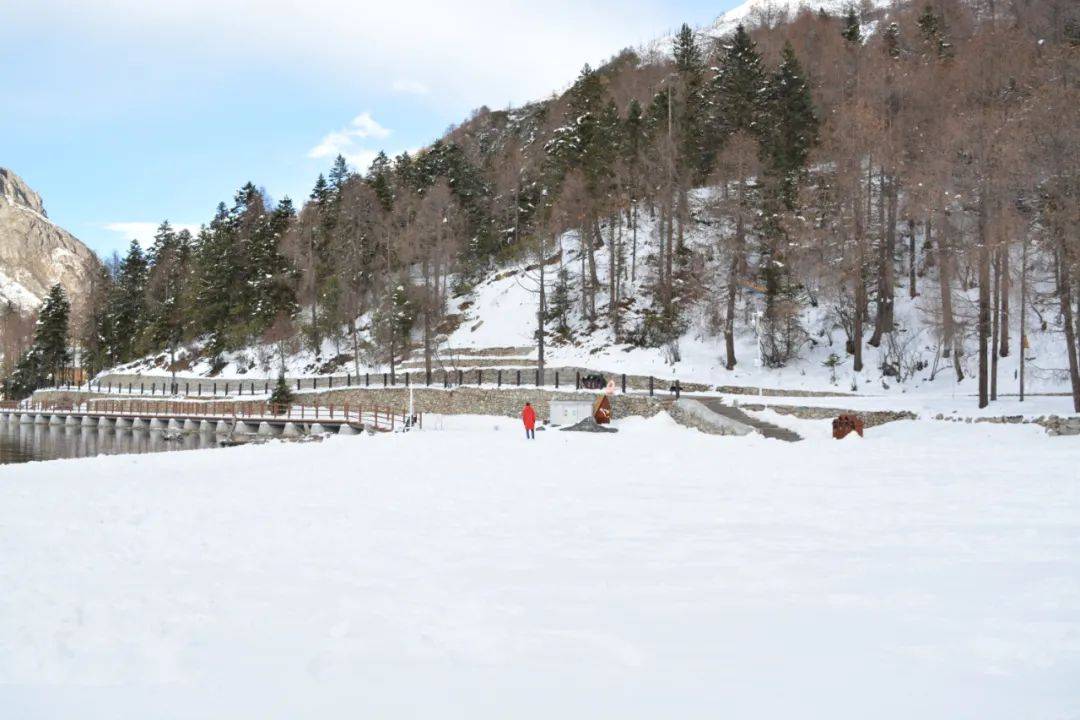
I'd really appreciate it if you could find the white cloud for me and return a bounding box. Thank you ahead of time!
[391,79,430,96]
[308,112,391,170]
[9,1,672,111]
[104,222,200,249]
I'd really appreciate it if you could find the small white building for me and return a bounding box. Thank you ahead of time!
[549,400,595,427]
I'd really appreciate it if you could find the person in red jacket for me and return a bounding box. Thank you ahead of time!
[522,402,537,439]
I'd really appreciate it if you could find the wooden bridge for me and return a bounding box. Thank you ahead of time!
[0,399,418,437]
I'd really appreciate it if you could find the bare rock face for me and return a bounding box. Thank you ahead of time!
[0,167,99,314]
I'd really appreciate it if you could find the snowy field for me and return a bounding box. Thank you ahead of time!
[1,415,1079,719]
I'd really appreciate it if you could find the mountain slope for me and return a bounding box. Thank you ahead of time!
[0,168,99,313]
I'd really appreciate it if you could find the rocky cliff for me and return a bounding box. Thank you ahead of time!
[0,168,98,314]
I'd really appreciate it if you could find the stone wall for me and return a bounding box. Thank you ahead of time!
[739,403,917,428]
[296,386,671,423]
[716,386,856,398]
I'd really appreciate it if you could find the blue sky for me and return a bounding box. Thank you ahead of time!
[2,0,736,258]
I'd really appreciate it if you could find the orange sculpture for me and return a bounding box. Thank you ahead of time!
[832,414,865,439]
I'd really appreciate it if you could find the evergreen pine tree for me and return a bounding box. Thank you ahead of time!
[841,7,862,43]
[6,284,71,397]
[546,267,573,340]
[760,42,819,211]
[367,152,395,210]
[328,154,351,193]
[269,373,295,407]
[36,284,71,383]
[81,266,115,374]
[109,239,149,362]
[756,43,818,366]
[713,24,767,140]
[193,204,239,356]
[248,198,299,333]
[672,23,712,181]
[673,23,701,73]
[883,22,902,58]
[917,4,952,59]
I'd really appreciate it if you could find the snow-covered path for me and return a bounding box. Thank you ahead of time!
[1,416,1078,718]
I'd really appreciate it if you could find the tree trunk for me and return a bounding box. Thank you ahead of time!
[1019,229,1029,401]
[422,258,432,382]
[869,171,897,347]
[853,194,866,374]
[933,214,963,381]
[999,242,1010,357]
[977,198,991,409]
[608,213,617,328]
[676,186,688,253]
[908,218,917,299]
[631,201,638,282]
[580,226,588,322]
[725,183,748,372]
[587,217,602,320]
[991,250,1000,402]
[538,233,546,378]
[1057,243,1080,412]
[665,193,675,312]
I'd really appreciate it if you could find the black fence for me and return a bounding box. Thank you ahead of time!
[47,371,685,399]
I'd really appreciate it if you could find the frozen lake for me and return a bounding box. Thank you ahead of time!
[0,422,224,465]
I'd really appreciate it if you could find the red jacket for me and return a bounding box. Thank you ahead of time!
[522,405,537,430]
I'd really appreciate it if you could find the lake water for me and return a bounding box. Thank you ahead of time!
[0,422,226,465]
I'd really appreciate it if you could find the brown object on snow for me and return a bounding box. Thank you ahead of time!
[592,395,612,425]
[832,414,865,439]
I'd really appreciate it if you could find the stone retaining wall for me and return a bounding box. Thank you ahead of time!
[717,386,856,398]
[934,413,1080,436]
[296,386,671,422]
[740,403,916,428]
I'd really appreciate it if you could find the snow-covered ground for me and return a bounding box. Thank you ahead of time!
[2,415,1078,718]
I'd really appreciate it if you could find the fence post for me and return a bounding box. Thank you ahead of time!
[405,372,410,388]
[555,372,559,389]
[535,369,539,387]
[458,370,463,386]
[498,370,502,388]
[477,369,482,386]
[649,376,654,396]
[365,373,370,387]
[383,373,387,387]
[576,372,580,390]
[516,370,521,386]
[347,373,351,387]
[674,380,681,400]
[141,383,145,394]
[621,374,626,393]
[264,382,269,394]
[444,370,449,388]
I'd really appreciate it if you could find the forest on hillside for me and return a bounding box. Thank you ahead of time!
[5,0,1077,410]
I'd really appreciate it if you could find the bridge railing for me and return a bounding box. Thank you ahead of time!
[5,399,417,433]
